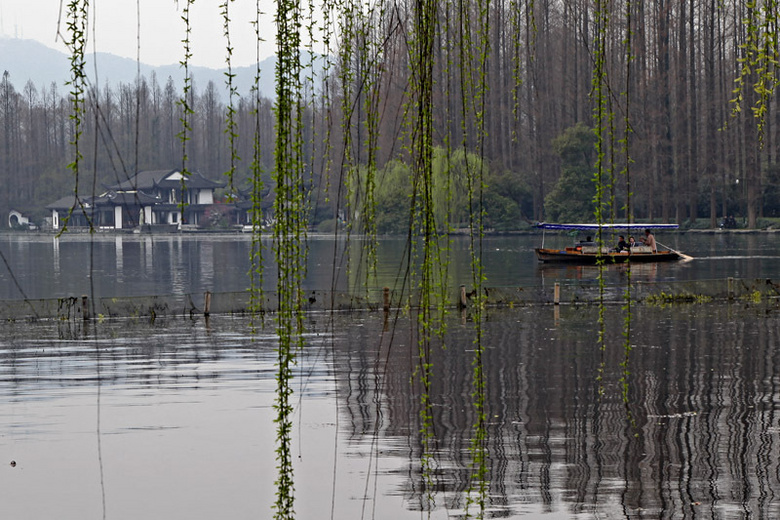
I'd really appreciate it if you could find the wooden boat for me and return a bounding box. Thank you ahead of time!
[534,223,684,264]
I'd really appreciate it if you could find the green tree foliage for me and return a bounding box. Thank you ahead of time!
[373,160,410,234]
[360,147,531,234]
[483,168,533,230]
[544,123,597,222]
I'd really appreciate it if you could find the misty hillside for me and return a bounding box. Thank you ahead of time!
[0,37,282,99]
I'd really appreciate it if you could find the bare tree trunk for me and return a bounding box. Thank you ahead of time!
[657,0,673,222]
[675,0,689,223]
[687,0,698,224]
[705,0,718,228]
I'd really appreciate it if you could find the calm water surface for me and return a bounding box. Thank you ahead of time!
[0,231,778,300]
[1,231,780,518]
[2,306,780,519]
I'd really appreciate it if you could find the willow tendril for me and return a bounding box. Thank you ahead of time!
[592,0,609,399]
[248,0,266,326]
[406,0,440,506]
[733,0,779,146]
[319,0,334,239]
[61,0,91,234]
[338,0,360,294]
[273,0,306,514]
[221,0,239,199]
[620,0,637,428]
[177,0,194,216]
[361,2,382,290]
[461,0,490,515]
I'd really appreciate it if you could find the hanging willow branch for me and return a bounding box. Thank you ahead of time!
[249,0,266,322]
[61,0,91,233]
[337,0,358,288]
[458,0,490,514]
[619,0,636,420]
[177,0,195,217]
[592,0,610,398]
[273,0,307,515]
[406,0,442,507]
[733,0,780,146]
[359,3,383,290]
[337,0,382,293]
[221,0,239,197]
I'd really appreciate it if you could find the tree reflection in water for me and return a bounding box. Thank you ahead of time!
[1,302,779,518]
[337,302,780,517]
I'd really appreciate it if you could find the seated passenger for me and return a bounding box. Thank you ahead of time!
[614,235,628,252]
[628,236,637,248]
[579,235,596,247]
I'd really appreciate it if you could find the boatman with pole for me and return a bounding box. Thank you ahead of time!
[641,229,656,253]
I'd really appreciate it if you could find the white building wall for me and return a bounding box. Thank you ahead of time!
[199,189,214,204]
[114,206,123,229]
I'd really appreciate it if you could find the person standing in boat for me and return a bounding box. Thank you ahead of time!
[641,229,657,252]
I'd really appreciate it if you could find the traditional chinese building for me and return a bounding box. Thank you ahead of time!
[47,169,227,231]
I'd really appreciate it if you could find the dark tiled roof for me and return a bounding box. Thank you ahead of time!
[107,169,174,191]
[46,195,79,210]
[46,195,102,210]
[107,169,225,191]
[105,191,162,205]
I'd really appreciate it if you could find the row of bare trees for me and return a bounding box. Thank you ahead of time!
[328,0,780,227]
[2,1,780,228]
[0,70,277,224]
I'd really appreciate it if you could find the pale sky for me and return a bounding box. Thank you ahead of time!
[0,0,279,68]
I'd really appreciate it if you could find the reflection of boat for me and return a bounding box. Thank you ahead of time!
[537,261,660,281]
[535,222,683,264]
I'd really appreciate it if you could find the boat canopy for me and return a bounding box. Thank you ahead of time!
[536,222,679,231]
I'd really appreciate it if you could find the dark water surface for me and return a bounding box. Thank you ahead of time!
[1,231,780,518]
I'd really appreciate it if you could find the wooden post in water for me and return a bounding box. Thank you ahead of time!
[459,285,467,309]
[81,295,89,320]
[204,291,212,316]
[382,287,390,332]
[554,283,561,305]
[728,277,734,301]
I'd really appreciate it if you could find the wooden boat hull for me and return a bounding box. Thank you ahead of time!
[535,248,680,264]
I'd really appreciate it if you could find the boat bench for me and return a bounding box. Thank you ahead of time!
[579,245,653,254]
[579,246,611,254]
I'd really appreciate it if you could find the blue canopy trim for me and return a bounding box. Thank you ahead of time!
[536,222,679,231]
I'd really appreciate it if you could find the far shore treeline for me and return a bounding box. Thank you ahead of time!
[3,2,780,232]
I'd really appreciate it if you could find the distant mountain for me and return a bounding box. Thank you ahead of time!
[0,37,285,99]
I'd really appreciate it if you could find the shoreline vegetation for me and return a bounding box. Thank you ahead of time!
[2,276,778,321]
[7,214,780,236]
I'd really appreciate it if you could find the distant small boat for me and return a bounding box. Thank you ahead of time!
[534,222,684,264]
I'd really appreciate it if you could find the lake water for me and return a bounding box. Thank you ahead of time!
[1,231,779,518]
[1,231,778,300]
